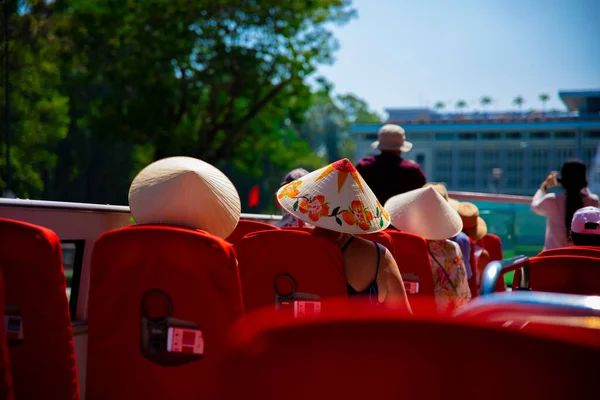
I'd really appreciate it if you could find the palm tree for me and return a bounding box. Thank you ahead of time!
[456,100,467,113]
[434,101,445,113]
[480,96,492,118]
[539,93,550,112]
[513,96,524,112]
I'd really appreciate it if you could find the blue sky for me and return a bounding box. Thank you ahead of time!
[318,0,600,116]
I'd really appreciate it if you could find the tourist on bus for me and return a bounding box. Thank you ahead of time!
[571,206,600,247]
[276,158,411,310]
[423,183,473,281]
[275,168,310,228]
[356,124,426,204]
[385,186,471,312]
[129,156,242,239]
[531,160,600,250]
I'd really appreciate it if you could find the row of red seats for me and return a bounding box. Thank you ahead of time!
[0,216,597,400]
[227,220,505,301]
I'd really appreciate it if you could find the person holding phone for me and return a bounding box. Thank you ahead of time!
[531,160,600,250]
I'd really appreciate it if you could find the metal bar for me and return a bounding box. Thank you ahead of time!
[448,191,532,204]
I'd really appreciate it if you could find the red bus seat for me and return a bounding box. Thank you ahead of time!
[385,231,434,300]
[357,231,395,256]
[218,299,598,399]
[226,220,279,246]
[236,230,346,312]
[87,225,244,400]
[0,218,79,400]
[0,272,14,400]
[477,233,505,292]
[538,246,600,258]
[512,255,600,295]
[476,233,503,261]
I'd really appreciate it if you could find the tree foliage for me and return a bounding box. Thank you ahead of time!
[0,0,382,210]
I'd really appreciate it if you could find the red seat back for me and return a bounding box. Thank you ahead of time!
[539,246,600,258]
[477,233,503,261]
[219,299,598,399]
[226,220,279,245]
[476,233,505,292]
[513,255,600,295]
[0,272,14,400]
[282,226,314,232]
[385,231,434,298]
[357,231,395,256]
[0,218,79,400]
[87,225,244,400]
[236,230,347,312]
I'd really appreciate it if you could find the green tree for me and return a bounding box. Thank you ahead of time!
[433,101,445,113]
[539,93,550,111]
[455,100,467,113]
[0,0,70,198]
[513,96,525,111]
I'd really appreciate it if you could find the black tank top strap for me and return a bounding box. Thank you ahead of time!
[373,241,381,277]
[341,236,356,253]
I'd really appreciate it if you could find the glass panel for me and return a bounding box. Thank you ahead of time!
[530,132,550,139]
[468,200,546,286]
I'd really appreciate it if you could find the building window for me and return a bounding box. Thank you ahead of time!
[434,150,452,185]
[584,146,597,170]
[481,150,500,188]
[458,150,476,188]
[365,134,378,141]
[531,149,549,187]
[506,150,523,189]
[555,148,577,169]
[482,132,501,140]
[507,132,522,139]
[435,133,454,141]
[584,130,600,138]
[458,133,476,140]
[530,132,550,139]
[555,131,575,138]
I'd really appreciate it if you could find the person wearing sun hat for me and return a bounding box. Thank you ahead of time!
[128,156,242,239]
[277,158,410,309]
[456,202,488,241]
[385,187,471,312]
[571,206,600,247]
[356,124,427,205]
[423,183,473,282]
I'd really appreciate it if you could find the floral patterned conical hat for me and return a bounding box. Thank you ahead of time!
[276,159,390,234]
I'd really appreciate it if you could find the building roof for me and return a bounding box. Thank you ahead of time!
[559,90,600,113]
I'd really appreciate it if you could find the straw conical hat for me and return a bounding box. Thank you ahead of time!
[276,159,389,234]
[128,156,241,239]
[384,187,462,240]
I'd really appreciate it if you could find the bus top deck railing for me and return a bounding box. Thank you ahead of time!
[0,190,533,218]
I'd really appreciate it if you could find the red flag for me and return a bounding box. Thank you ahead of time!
[248,185,260,208]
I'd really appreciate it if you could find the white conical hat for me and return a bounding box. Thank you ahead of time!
[128,156,241,239]
[276,159,390,234]
[384,187,462,240]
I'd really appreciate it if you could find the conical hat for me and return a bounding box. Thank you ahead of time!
[276,159,389,234]
[384,187,462,240]
[128,156,241,239]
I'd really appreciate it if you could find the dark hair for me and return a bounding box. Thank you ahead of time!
[559,160,588,238]
[280,168,309,187]
[571,232,600,247]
